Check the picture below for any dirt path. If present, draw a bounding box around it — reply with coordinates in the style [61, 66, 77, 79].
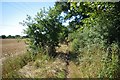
[63, 54, 81, 78]
[58, 44, 81, 78]
[56, 44, 81, 78]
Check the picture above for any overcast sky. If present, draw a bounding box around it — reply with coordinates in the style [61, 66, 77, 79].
[0, 1, 55, 36]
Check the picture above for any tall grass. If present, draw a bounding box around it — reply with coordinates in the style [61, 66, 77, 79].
[18, 52, 66, 78]
[70, 41, 120, 78]
[2, 51, 33, 78]
[99, 43, 120, 78]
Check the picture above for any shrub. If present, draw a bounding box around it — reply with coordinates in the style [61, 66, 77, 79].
[99, 43, 120, 78]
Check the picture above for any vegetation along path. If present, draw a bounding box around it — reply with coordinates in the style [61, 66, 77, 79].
[17, 44, 80, 78]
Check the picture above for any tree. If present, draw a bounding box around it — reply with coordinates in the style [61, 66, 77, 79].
[21, 7, 67, 57]
[56, 2, 120, 45]
[7, 35, 15, 38]
[1, 35, 6, 39]
[7, 35, 12, 38]
[15, 35, 21, 38]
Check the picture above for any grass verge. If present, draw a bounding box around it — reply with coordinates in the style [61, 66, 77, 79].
[2, 51, 33, 78]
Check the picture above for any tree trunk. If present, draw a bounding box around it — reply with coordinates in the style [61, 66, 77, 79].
[48, 45, 56, 57]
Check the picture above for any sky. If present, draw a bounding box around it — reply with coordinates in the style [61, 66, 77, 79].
[0, 1, 55, 36]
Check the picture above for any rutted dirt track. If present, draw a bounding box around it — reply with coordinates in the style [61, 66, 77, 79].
[18, 44, 80, 78]
[58, 45, 81, 78]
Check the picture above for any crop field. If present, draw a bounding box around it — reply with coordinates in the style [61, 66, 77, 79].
[0, 39, 26, 59]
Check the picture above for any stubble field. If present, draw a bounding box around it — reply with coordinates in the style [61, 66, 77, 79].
[0, 39, 26, 59]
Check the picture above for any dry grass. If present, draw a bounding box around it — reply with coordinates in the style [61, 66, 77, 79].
[56, 44, 69, 53]
[67, 61, 81, 78]
[2, 52, 32, 78]
[18, 56, 66, 78]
